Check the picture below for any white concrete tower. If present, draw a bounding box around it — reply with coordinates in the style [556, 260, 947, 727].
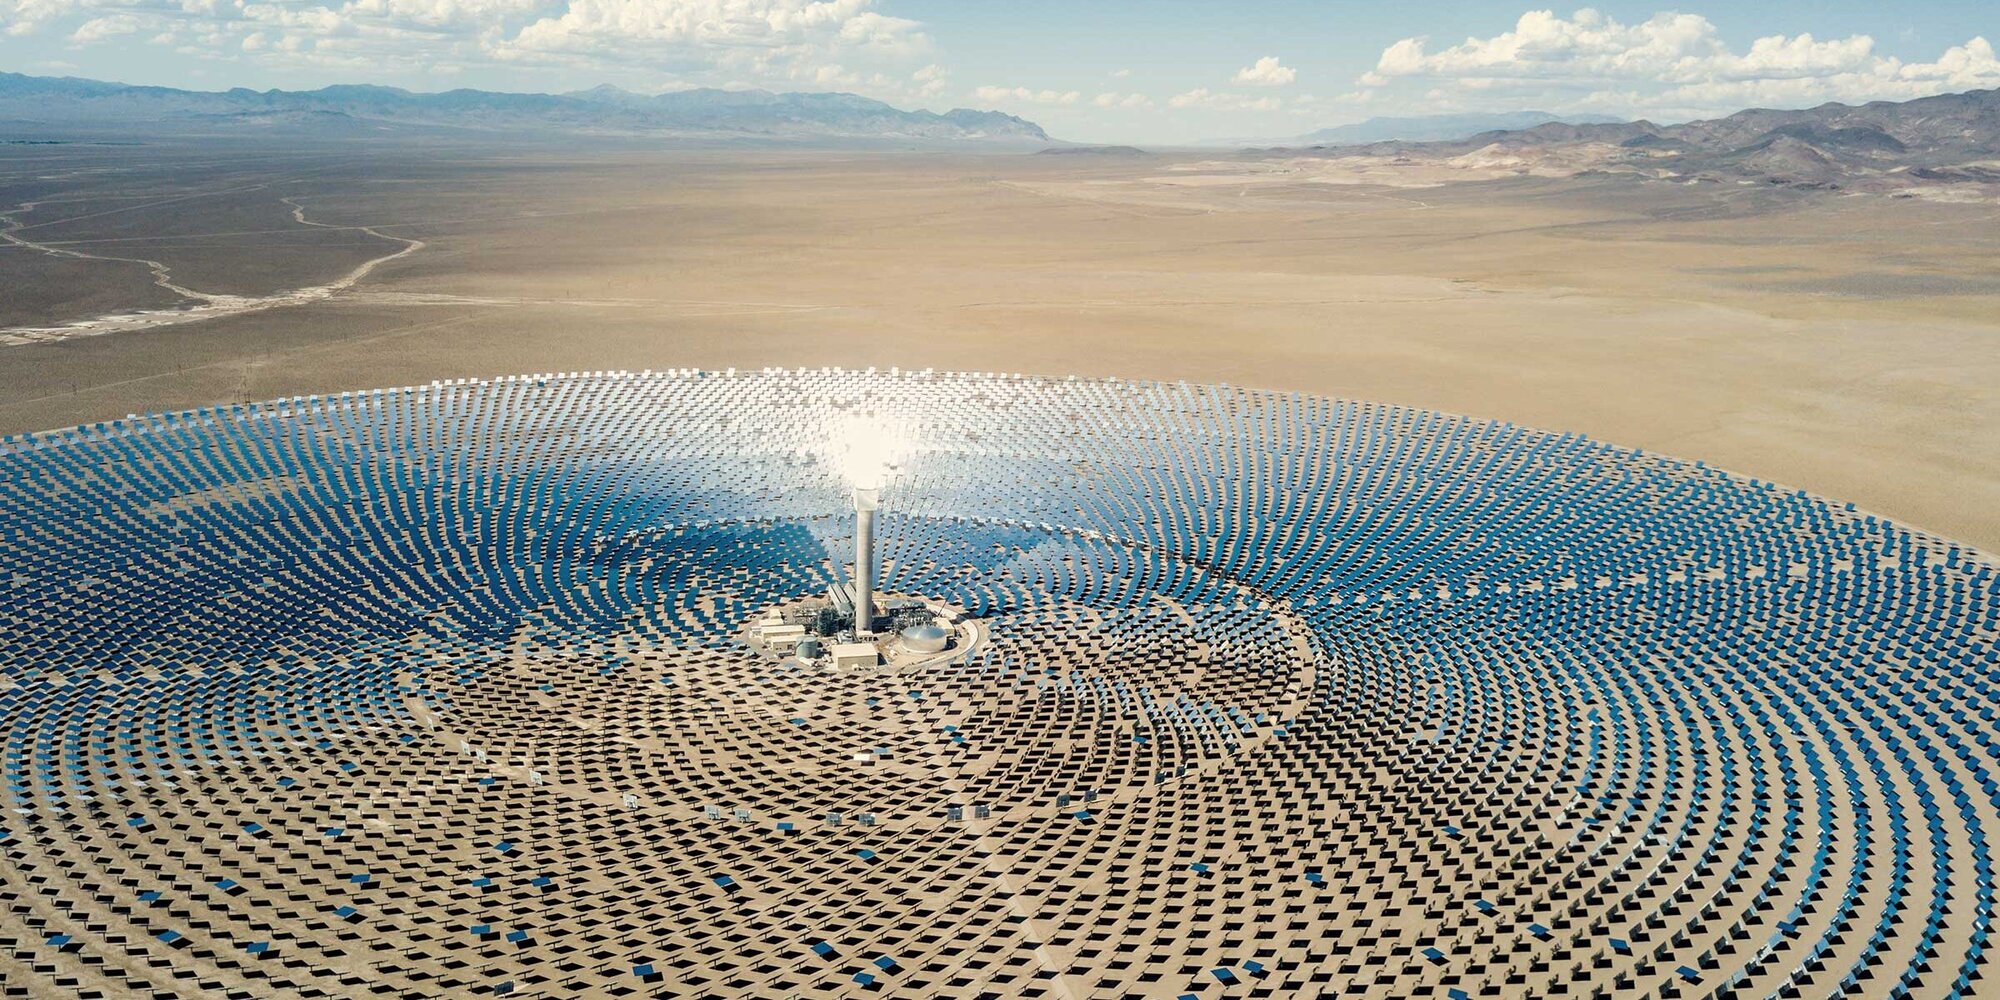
[852, 483, 879, 632]
[832, 410, 896, 634]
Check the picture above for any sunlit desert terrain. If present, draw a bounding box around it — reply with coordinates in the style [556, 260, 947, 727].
[3, 140, 1996, 550]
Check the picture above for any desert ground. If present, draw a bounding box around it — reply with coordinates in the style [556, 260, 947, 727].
[2, 138, 1996, 552]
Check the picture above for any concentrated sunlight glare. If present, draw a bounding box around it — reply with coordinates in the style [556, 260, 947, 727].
[826, 412, 907, 491]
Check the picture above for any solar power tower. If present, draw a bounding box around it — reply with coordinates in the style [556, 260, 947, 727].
[851, 481, 880, 633]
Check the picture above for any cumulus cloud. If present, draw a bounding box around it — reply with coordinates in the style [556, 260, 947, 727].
[4, 0, 75, 36]
[69, 11, 136, 42]
[1093, 90, 1152, 109]
[973, 85, 1080, 106]
[339, 0, 547, 32]
[2, 0, 941, 102]
[1359, 8, 2000, 118]
[502, 0, 927, 60]
[1233, 55, 1295, 87]
[1168, 87, 1280, 112]
[911, 61, 946, 97]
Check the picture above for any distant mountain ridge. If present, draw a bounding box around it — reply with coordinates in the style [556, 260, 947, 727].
[1284, 88, 2000, 191]
[1294, 111, 1624, 146]
[0, 73, 1050, 144]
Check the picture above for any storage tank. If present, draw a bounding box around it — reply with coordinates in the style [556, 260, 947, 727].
[900, 623, 949, 654]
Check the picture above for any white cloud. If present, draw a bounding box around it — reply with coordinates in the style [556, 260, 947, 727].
[69, 12, 137, 42]
[1898, 36, 2000, 88]
[1359, 9, 2000, 118]
[3, 0, 943, 103]
[836, 10, 924, 55]
[337, 0, 546, 31]
[1168, 87, 1280, 111]
[1368, 10, 1718, 81]
[1093, 90, 1152, 109]
[5, 0, 74, 36]
[973, 85, 1080, 106]
[504, 0, 927, 60]
[1233, 55, 1295, 87]
[1109, 67, 1130, 78]
[911, 61, 946, 97]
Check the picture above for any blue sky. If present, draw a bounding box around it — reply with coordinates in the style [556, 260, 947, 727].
[2, 1, 1995, 142]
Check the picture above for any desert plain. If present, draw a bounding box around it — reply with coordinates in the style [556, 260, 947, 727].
[2, 137, 1996, 551]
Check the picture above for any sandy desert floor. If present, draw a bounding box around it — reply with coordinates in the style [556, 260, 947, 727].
[2, 140, 1996, 551]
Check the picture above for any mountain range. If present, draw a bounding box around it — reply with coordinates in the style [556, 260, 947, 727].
[1279, 88, 2000, 191]
[1294, 111, 1625, 146]
[0, 73, 1051, 144]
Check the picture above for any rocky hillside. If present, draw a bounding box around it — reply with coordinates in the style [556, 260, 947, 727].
[1281, 88, 2000, 192]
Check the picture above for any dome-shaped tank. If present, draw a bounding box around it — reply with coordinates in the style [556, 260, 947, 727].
[900, 623, 949, 654]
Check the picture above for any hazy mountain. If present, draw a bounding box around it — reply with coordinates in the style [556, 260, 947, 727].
[0, 73, 1050, 144]
[1295, 111, 1624, 145]
[1034, 145, 1151, 157]
[1284, 88, 2000, 191]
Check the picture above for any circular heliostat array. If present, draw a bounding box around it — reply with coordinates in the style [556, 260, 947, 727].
[0, 369, 1994, 1000]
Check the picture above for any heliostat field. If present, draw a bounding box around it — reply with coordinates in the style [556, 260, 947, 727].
[0, 369, 1993, 999]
